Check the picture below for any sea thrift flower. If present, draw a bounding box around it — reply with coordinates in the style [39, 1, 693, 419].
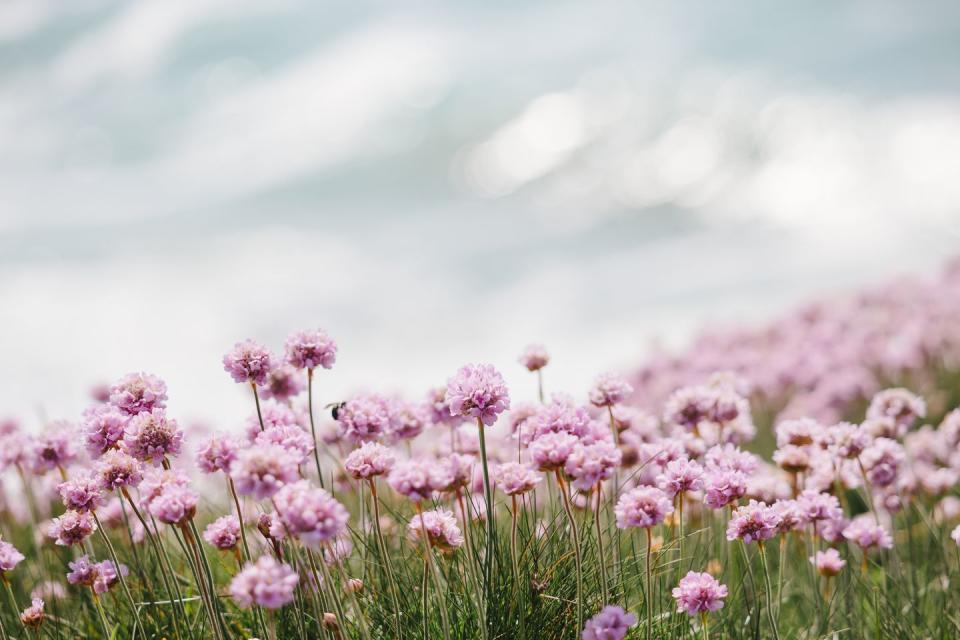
[109, 372, 168, 416]
[657, 459, 704, 498]
[20, 598, 44, 629]
[529, 396, 592, 441]
[425, 387, 465, 428]
[272, 481, 349, 548]
[83, 407, 129, 457]
[445, 364, 511, 426]
[223, 339, 276, 385]
[57, 474, 104, 513]
[771, 499, 804, 533]
[387, 459, 444, 502]
[842, 516, 893, 550]
[773, 445, 811, 473]
[434, 453, 476, 492]
[588, 373, 633, 407]
[726, 500, 780, 544]
[390, 400, 428, 441]
[148, 484, 198, 526]
[615, 486, 674, 529]
[203, 515, 241, 550]
[702, 469, 748, 510]
[48, 511, 97, 546]
[259, 365, 306, 402]
[336, 394, 394, 444]
[324, 536, 353, 565]
[703, 444, 760, 475]
[580, 605, 637, 640]
[519, 344, 550, 372]
[866, 388, 925, 435]
[231, 443, 301, 500]
[530, 432, 581, 471]
[256, 425, 315, 464]
[67, 556, 97, 586]
[494, 462, 542, 496]
[407, 508, 464, 553]
[663, 386, 716, 433]
[138, 469, 191, 510]
[195, 432, 240, 474]
[796, 490, 843, 523]
[775, 418, 819, 447]
[95, 450, 144, 490]
[284, 329, 337, 370]
[122, 409, 183, 465]
[92, 560, 128, 595]
[30, 427, 77, 473]
[811, 548, 846, 576]
[230, 556, 299, 609]
[0, 540, 24, 573]
[672, 571, 728, 616]
[344, 442, 395, 480]
[829, 422, 871, 459]
[565, 440, 622, 490]
[860, 438, 905, 488]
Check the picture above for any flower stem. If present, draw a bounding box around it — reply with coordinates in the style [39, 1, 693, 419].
[476, 417, 496, 631]
[92, 511, 146, 638]
[252, 381, 266, 432]
[758, 540, 781, 640]
[307, 368, 325, 488]
[556, 471, 583, 635]
[369, 480, 402, 638]
[91, 592, 112, 639]
[645, 528, 653, 640]
[593, 487, 609, 604]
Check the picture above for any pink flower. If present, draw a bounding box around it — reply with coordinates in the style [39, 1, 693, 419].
[828, 422, 871, 459]
[0, 540, 25, 572]
[615, 486, 674, 529]
[57, 475, 104, 513]
[860, 438, 905, 488]
[445, 364, 511, 426]
[230, 556, 299, 609]
[223, 340, 276, 385]
[258, 365, 306, 402]
[323, 536, 353, 565]
[30, 427, 77, 474]
[657, 459, 704, 498]
[407, 508, 464, 553]
[580, 605, 637, 640]
[284, 329, 337, 370]
[122, 409, 184, 465]
[433, 453, 476, 493]
[344, 442, 395, 480]
[336, 394, 394, 444]
[775, 418, 819, 447]
[672, 571, 728, 616]
[811, 548, 846, 576]
[109, 372, 168, 416]
[48, 511, 97, 546]
[726, 500, 780, 544]
[773, 445, 811, 473]
[255, 425, 315, 465]
[796, 490, 842, 524]
[389, 400, 429, 441]
[95, 450, 144, 490]
[424, 387, 465, 428]
[203, 515, 241, 550]
[67, 556, 98, 586]
[530, 432, 580, 471]
[842, 516, 893, 550]
[565, 440, 622, 491]
[231, 443, 301, 500]
[589, 373, 633, 407]
[529, 396, 592, 441]
[663, 386, 716, 433]
[387, 459, 446, 502]
[92, 560, 128, 595]
[494, 462, 542, 496]
[771, 499, 804, 533]
[19, 598, 44, 629]
[195, 433, 240, 474]
[83, 406, 129, 458]
[148, 483, 198, 526]
[866, 388, 925, 436]
[702, 469, 748, 510]
[518, 344, 550, 372]
[272, 481, 349, 549]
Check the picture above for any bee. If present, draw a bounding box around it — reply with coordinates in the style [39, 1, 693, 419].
[326, 401, 347, 420]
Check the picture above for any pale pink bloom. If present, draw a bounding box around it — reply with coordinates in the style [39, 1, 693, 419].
[258, 365, 306, 402]
[702, 469, 748, 510]
[57, 475, 104, 513]
[195, 433, 240, 474]
[336, 394, 394, 444]
[860, 437, 905, 488]
[407, 508, 464, 553]
[529, 432, 580, 471]
[231, 443, 301, 500]
[344, 442, 395, 480]
[565, 440, 622, 491]
[223, 340, 276, 386]
[387, 459, 447, 502]
[580, 605, 637, 640]
[83, 406, 129, 458]
[866, 388, 925, 436]
[203, 515, 242, 550]
[122, 409, 184, 465]
[109, 372, 168, 416]
[726, 500, 780, 544]
[842, 516, 893, 550]
[445, 364, 510, 426]
[272, 481, 349, 549]
[20, 598, 44, 629]
[284, 329, 337, 370]
[494, 462, 542, 496]
[0, 540, 25, 572]
[230, 556, 299, 609]
[656, 459, 704, 498]
[95, 450, 144, 490]
[672, 571, 728, 616]
[615, 486, 674, 529]
[588, 373, 633, 407]
[255, 425, 315, 465]
[796, 489, 842, 524]
[811, 548, 846, 577]
[518, 344, 550, 372]
[529, 395, 592, 441]
[48, 511, 97, 546]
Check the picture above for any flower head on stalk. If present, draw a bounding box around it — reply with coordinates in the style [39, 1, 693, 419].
[336, 393, 394, 444]
[530, 432, 580, 471]
[702, 469, 748, 510]
[230, 443, 301, 500]
[83, 406, 129, 458]
[425, 387, 465, 428]
[195, 432, 240, 474]
[726, 500, 780, 544]
[109, 372, 168, 416]
[203, 515, 241, 550]
[323, 536, 353, 565]
[445, 364, 510, 426]
[255, 425, 315, 465]
[92, 560, 128, 595]
[122, 409, 183, 465]
[615, 486, 674, 529]
[811, 549, 846, 576]
[66, 556, 97, 586]
[258, 365, 305, 402]
[30, 425, 78, 474]
[58, 474, 105, 513]
[796, 490, 843, 524]
[284, 329, 337, 370]
[842, 516, 893, 550]
[589, 373, 633, 408]
[344, 442, 395, 480]
[866, 388, 925, 437]
[147, 484, 198, 526]
[580, 605, 637, 640]
[48, 511, 97, 546]
[20, 598, 44, 629]
[387, 459, 446, 502]
[434, 453, 476, 493]
[389, 399, 429, 441]
[223, 339, 276, 385]
[519, 344, 550, 372]
[657, 458, 704, 498]
[860, 437, 905, 488]
[230, 556, 299, 609]
[565, 440, 622, 491]
[407, 508, 464, 554]
[828, 422, 871, 459]
[94, 450, 144, 490]
[494, 462, 542, 496]
[272, 480, 349, 549]
[672, 571, 728, 616]
[0, 540, 25, 572]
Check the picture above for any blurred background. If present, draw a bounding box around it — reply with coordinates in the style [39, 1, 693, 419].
[1, 0, 959, 428]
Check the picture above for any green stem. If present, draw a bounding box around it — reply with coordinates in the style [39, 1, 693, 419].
[92, 511, 145, 638]
[307, 368, 325, 488]
[369, 480, 402, 638]
[593, 487, 609, 604]
[476, 417, 496, 631]
[758, 541, 781, 640]
[91, 592, 113, 639]
[252, 381, 266, 432]
[557, 472, 583, 635]
[645, 528, 653, 640]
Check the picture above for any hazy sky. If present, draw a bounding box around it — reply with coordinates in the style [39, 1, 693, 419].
[1, 1, 959, 430]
